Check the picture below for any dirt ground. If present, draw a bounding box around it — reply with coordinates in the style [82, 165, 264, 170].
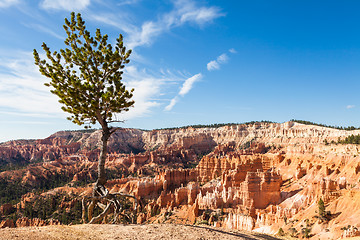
[0, 224, 282, 240]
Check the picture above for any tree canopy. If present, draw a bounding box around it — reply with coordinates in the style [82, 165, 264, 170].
[33, 12, 134, 130]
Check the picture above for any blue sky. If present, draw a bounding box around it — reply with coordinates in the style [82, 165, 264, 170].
[1, 0, 360, 142]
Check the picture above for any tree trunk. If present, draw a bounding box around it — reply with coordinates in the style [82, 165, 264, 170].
[83, 126, 138, 224]
[94, 126, 111, 196]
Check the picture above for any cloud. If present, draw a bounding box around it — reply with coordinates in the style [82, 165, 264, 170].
[119, 65, 184, 119]
[120, 66, 162, 119]
[0, 110, 58, 118]
[0, 120, 51, 125]
[117, 0, 140, 6]
[40, 0, 90, 11]
[0, 51, 65, 117]
[179, 6, 223, 25]
[207, 60, 219, 71]
[346, 105, 355, 109]
[229, 48, 237, 54]
[127, 21, 163, 49]
[22, 23, 64, 40]
[89, 13, 135, 34]
[0, 0, 19, 8]
[164, 96, 179, 111]
[165, 73, 202, 111]
[179, 73, 202, 96]
[217, 53, 228, 63]
[206, 51, 235, 71]
[127, 4, 223, 49]
[90, 0, 224, 49]
[207, 53, 229, 71]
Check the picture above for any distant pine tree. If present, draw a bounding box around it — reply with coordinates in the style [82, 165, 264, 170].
[318, 198, 325, 217]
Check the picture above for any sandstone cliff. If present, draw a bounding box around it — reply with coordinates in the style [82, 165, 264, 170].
[3, 121, 359, 167]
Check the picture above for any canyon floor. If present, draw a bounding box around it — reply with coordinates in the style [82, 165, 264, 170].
[0, 223, 281, 240]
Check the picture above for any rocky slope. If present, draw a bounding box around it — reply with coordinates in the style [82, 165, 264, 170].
[1, 121, 360, 239]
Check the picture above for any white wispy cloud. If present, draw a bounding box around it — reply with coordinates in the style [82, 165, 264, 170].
[217, 53, 228, 63]
[0, 0, 19, 8]
[176, 2, 223, 26]
[164, 96, 179, 111]
[90, 0, 224, 49]
[127, 21, 163, 49]
[130, 1, 223, 48]
[117, 0, 140, 6]
[206, 60, 219, 71]
[229, 48, 237, 54]
[0, 120, 51, 125]
[118, 65, 184, 120]
[165, 73, 202, 111]
[179, 73, 202, 96]
[120, 66, 163, 119]
[22, 23, 64, 40]
[206, 50, 236, 71]
[40, 0, 90, 11]
[346, 105, 355, 109]
[89, 13, 135, 34]
[0, 110, 59, 118]
[207, 53, 229, 71]
[0, 51, 65, 117]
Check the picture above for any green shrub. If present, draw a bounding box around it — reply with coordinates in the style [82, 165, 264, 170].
[277, 228, 285, 236]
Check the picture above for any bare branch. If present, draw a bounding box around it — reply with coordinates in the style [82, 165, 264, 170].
[88, 203, 112, 224]
[81, 197, 87, 223]
[109, 127, 122, 135]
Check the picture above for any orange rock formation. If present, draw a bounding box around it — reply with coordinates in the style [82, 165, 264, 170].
[1, 121, 360, 239]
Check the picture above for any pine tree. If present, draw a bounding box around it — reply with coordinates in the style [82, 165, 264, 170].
[318, 198, 325, 217]
[34, 12, 133, 189]
[33, 12, 136, 223]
